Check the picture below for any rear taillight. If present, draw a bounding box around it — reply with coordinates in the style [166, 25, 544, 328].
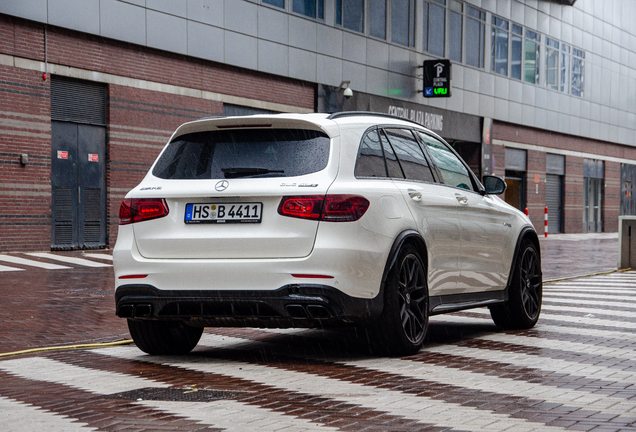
[119, 198, 169, 225]
[278, 195, 369, 222]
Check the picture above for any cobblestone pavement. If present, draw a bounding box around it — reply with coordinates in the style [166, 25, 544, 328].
[0, 236, 635, 431]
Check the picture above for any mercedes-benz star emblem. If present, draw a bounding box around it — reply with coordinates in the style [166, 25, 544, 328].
[215, 180, 229, 191]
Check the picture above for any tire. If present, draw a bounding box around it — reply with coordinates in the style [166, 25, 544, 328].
[490, 239, 542, 330]
[127, 319, 203, 355]
[371, 244, 429, 356]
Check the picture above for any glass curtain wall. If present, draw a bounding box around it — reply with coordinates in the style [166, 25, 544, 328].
[449, 0, 463, 62]
[465, 6, 486, 68]
[391, 0, 415, 47]
[524, 30, 540, 84]
[424, 0, 446, 57]
[336, 0, 364, 32]
[293, 0, 324, 19]
[369, 0, 386, 39]
[546, 38, 559, 90]
[510, 24, 522, 79]
[491, 16, 509, 76]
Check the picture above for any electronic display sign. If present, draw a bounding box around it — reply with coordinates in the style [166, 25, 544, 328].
[423, 59, 451, 98]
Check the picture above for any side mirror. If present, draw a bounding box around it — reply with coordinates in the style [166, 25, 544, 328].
[483, 175, 507, 195]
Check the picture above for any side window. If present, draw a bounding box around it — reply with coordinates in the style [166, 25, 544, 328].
[416, 132, 475, 191]
[379, 130, 405, 179]
[383, 129, 435, 183]
[355, 129, 387, 178]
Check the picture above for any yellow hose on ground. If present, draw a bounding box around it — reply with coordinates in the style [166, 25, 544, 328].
[0, 339, 134, 358]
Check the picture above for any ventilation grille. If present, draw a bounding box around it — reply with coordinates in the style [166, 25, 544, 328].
[53, 187, 74, 246]
[83, 188, 102, 243]
[51, 76, 107, 126]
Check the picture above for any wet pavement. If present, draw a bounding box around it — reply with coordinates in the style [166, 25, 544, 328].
[1, 234, 635, 431]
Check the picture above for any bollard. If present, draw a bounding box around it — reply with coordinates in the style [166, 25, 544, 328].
[544, 206, 548, 238]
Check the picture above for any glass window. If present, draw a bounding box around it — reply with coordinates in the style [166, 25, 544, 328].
[560, 43, 570, 93]
[426, 0, 445, 57]
[416, 132, 474, 191]
[384, 129, 434, 182]
[391, 0, 415, 47]
[355, 129, 387, 178]
[449, 1, 463, 62]
[465, 6, 485, 68]
[524, 30, 540, 84]
[153, 129, 330, 180]
[336, 0, 364, 33]
[491, 16, 509, 76]
[572, 47, 585, 97]
[510, 24, 522, 80]
[546, 38, 559, 90]
[263, 0, 285, 8]
[293, 0, 324, 19]
[369, 0, 386, 39]
[379, 131, 404, 178]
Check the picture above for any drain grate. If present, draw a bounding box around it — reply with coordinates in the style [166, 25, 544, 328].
[103, 387, 250, 402]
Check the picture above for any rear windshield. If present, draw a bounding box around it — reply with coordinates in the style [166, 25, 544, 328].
[152, 129, 330, 180]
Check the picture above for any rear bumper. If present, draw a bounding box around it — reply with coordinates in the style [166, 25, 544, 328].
[116, 284, 383, 327]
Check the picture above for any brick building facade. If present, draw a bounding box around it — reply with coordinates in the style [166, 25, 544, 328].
[0, 14, 313, 251]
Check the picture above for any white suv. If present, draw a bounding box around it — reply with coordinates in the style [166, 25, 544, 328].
[114, 112, 542, 356]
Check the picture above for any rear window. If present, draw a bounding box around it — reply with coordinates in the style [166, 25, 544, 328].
[152, 129, 330, 180]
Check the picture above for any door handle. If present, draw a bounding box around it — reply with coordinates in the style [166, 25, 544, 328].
[455, 194, 468, 204]
[408, 189, 422, 201]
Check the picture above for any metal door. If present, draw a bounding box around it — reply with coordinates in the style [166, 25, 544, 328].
[51, 121, 106, 249]
[546, 174, 563, 233]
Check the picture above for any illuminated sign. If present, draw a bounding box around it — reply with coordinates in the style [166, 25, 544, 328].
[423, 59, 451, 98]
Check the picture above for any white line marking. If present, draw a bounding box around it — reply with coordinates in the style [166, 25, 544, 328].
[0, 396, 96, 431]
[139, 400, 340, 432]
[431, 313, 636, 342]
[82, 254, 113, 261]
[544, 292, 636, 303]
[95, 343, 569, 432]
[421, 342, 636, 386]
[0, 357, 169, 395]
[468, 306, 636, 330]
[0, 254, 71, 270]
[0, 264, 24, 272]
[26, 253, 112, 268]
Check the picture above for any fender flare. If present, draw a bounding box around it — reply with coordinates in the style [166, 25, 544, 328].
[380, 229, 429, 291]
[503, 227, 542, 301]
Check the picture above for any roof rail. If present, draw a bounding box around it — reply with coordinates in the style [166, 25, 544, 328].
[326, 111, 425, 128]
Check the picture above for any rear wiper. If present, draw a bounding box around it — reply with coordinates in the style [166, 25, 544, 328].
[221, 167, 284, 178]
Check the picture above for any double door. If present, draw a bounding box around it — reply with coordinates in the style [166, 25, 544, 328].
[51, 121, 106, 249]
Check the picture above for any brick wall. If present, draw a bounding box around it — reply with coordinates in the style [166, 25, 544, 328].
[0, 65, 51, 252]
[494, 121, 636, 233]
[0, 14, 314, 251]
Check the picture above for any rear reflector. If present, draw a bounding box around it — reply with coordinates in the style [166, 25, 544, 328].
[278, 195, 369, 222]
[119, 198, 169, 225]
[118, 274, 148, 279]
[291, 274, 334, 279]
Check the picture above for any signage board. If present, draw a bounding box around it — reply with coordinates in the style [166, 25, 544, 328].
[423, 59, 451, 97]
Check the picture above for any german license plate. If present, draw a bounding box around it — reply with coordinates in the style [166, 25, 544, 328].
[185, 203, 262, 224]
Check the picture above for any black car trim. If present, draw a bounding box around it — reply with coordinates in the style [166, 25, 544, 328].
[116, 284, 384, 327]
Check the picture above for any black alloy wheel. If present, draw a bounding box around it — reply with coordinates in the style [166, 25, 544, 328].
[490, 239, 542, 330]
[370, 244, 429, 356]
[519, 245, 542, 320]
[397, 253, 429, 345]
